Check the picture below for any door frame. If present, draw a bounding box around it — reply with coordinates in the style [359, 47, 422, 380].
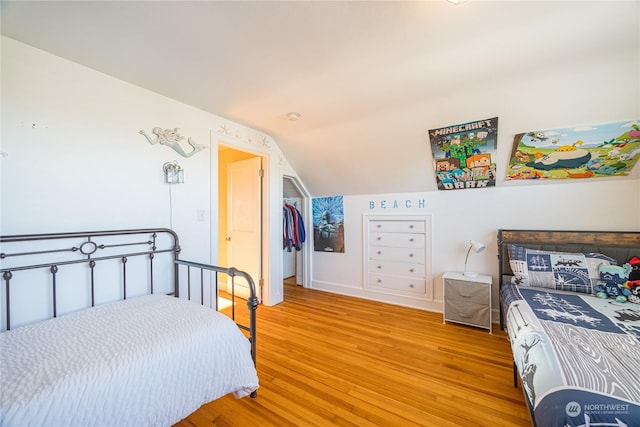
[213, 130, 311, 306]
[282, 174, 311, 289]
[214, 139, 281, 305]
[216, 145, 267, 302]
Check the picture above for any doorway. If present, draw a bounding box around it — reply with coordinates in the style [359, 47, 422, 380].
[282, 175, 310, 290]
[218, 146, 262, 301]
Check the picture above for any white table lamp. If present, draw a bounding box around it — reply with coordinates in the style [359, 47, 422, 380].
[463, 240, 486, 277]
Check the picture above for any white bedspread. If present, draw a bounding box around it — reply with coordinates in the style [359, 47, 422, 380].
[0, 294, 259, 427]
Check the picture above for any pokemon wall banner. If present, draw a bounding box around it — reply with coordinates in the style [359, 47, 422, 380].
[506, 120, 640, 180]
[429, 117, 498, 190]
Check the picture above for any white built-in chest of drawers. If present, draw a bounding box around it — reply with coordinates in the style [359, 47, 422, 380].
[364, 215, 431, 300]
[442, 272, 492, 333]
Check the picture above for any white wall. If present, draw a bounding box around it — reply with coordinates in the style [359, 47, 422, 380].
[2, 35, 639, 323]
[308, 0, 640, 314]
[312, 179, 640, 315]
[307, 10, 640, 311]
[1, 36, 212, 259]
[0, 37, 299, 311]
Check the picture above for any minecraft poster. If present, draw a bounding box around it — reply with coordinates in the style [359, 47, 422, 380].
[429, 117, 498, 190]
[312, 196, 345, 253]
[506, 120, 640, 180]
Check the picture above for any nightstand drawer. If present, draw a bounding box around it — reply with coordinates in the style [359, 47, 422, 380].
[369, 274, 426, 294]
[369, 260, 425, 277]
[445, 279, 490, 305]
[444, 300, 490, 328]
[442, 272, 492, 332]
[369, 232, 425, 248]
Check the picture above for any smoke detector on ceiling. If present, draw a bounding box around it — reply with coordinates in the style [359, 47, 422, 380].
[286, 112, 301, 121]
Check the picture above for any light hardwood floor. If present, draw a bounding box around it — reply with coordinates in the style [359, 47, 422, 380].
[175, 280, 530, 426]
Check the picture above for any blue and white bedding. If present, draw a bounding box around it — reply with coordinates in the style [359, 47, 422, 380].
[501, 283, 640, 427]
[0, 294, 259, 427]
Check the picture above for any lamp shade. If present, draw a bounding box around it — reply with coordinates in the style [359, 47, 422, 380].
[470, 240, 486, 254]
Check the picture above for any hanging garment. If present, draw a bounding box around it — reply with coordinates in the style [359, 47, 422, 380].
[283, 203, 306, 251]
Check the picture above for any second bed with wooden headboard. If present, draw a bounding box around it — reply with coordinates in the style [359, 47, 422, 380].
[497, 229, 640, 427]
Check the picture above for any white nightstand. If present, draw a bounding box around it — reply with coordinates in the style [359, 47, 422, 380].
[442, 272, 492, 333]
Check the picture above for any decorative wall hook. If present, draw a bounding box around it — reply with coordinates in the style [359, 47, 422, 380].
[139, 127, 207, 158]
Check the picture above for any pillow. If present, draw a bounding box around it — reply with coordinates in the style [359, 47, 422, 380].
[506, 244, 617, 294]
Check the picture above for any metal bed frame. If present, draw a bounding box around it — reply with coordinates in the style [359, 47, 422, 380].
[0, 228, 258, 396]
[496, 229, 640, 425]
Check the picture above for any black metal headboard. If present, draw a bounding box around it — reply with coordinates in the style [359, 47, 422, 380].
[0, 229, 181, 331]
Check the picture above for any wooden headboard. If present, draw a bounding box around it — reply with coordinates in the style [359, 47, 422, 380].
[497, 229, 640, 285]
[496, 229, 640, 330]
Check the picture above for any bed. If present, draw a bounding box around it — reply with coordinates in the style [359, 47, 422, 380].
[498, 229, 640, 427]
[0, 228, 259, 427]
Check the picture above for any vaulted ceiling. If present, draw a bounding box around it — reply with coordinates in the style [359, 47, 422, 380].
[2, 1, 638, 195]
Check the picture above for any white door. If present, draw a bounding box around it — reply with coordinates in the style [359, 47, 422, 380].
[227, 157, 261, 300]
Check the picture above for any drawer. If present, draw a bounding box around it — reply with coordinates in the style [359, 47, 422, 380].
[444, 300, 490, 328]
[445, 279, 490, 305]
[369, 232, 424, 249]
[369, 259, 425, 277]
[370, 220, 425, 234]
[368, 274, 426, 294]
[370, 247, 424, 263]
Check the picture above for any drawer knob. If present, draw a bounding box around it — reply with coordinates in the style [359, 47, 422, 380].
[377, 265, 382, 269]
[377, 224, 381, 228]
[409, 284, 414, 288]
[377, 237, 381, 240]
[409, 253, 414, 257]
[377, 251, 382, 255]
[377, 279, 382, 283]
[409, 238, 414, 242]
[409, 225, 414, 229]
[409, 268, 414, 273]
